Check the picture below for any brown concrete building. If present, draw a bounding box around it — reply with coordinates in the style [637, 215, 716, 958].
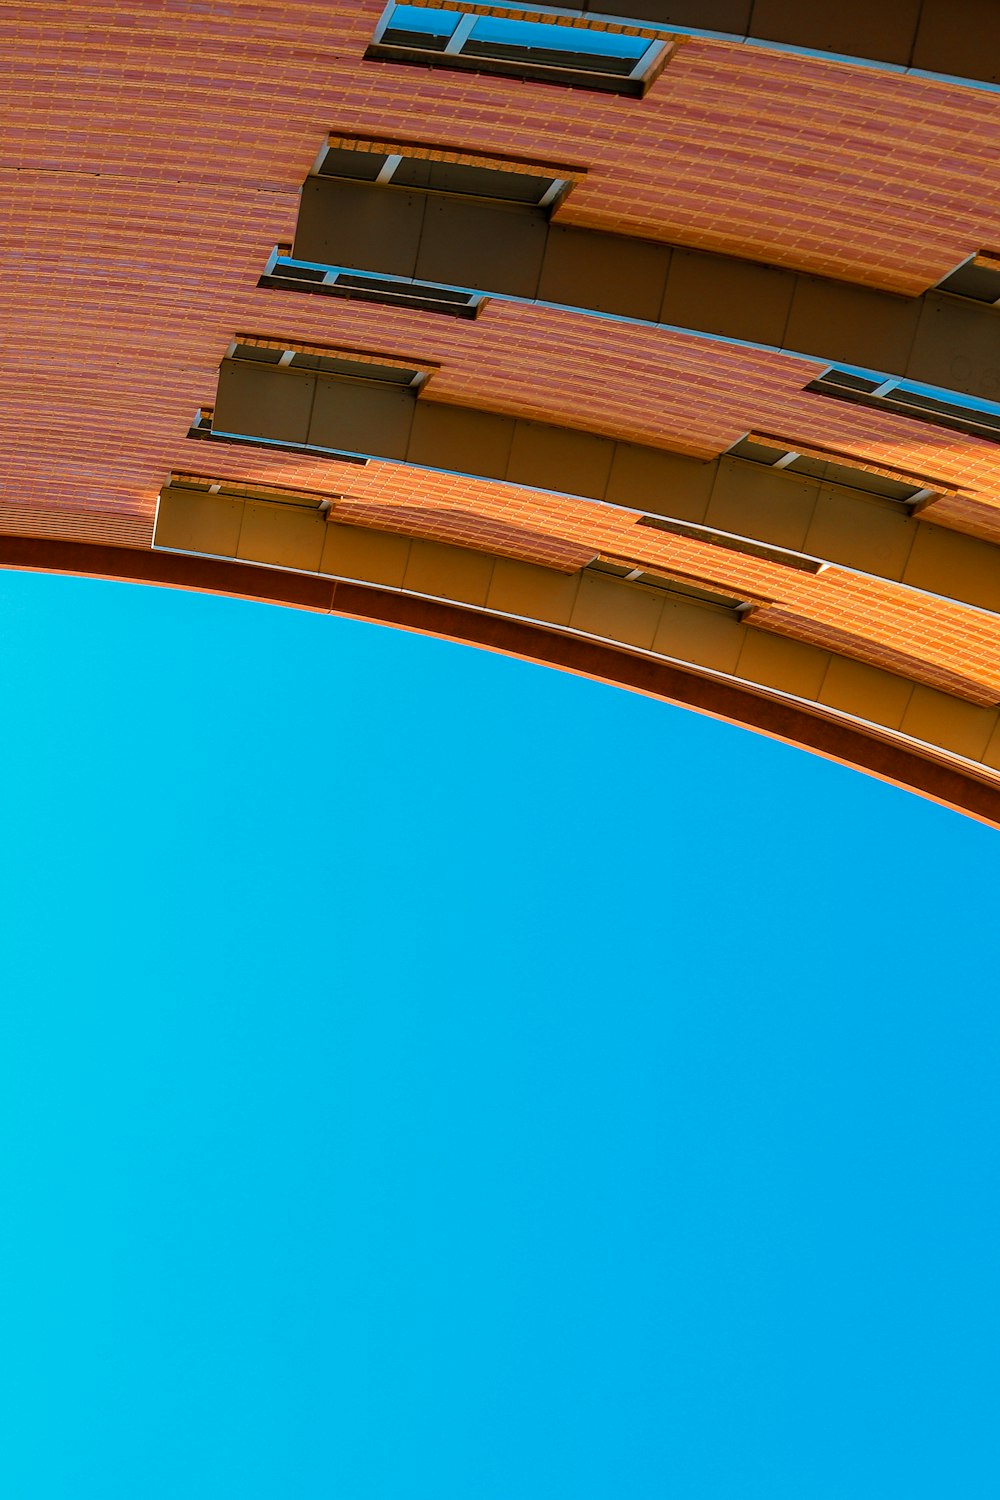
[3, 0, 1000, 823]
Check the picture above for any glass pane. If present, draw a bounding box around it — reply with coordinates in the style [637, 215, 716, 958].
[386, 5, 461, 40]
[468, 15, 648, 61]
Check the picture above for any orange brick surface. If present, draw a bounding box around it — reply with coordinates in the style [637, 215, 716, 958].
[1, 1, 999, 728]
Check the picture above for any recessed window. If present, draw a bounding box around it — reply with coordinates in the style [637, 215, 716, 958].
[636, 515, 824, 574]
[166, 474, 340, 511]
[587, 559, 745, 612]
[367, 3, 673, 97]
[808, 367, 1000, 443]
[316, 139, 568, 208]
[228, 339, 427, 387]
[186, 406, 368, 465]
[727, 434, 936, 506]
[258, 250, 485, 318]
[936, 252, 1000, 305]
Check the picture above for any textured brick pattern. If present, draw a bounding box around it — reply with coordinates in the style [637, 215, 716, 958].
[0, 0, 998, 733]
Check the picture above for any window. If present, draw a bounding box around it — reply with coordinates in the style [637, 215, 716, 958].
[635, 514, 824, 574]
[316, 139, 568, 208]
[367, 3, 673, 97]
[936, 251, 1000, 305]
[727, 434, 937, 507]
[185, 406, 369, 465]
[807, 367, 1000, 443]
[166, 473, 339, 512]
[587, 559, 746, 612]
[258, 249, 485, 318]
[227, 338, 429, 388]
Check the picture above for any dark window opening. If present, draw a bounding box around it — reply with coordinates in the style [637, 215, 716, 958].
[368, 4, 669, 97]
[318, 146, 390, 181]
[637, 515, 823, 574]
[727, 432, 935, 505]
[808, 369, 1000, 443]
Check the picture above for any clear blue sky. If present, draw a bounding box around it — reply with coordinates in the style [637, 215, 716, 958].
[0, 567, 996, 1499]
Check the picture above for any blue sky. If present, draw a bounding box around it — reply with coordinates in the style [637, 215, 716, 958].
[0, 568, 996, 1499]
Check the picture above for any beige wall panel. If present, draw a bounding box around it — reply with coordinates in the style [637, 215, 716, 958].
[408, 401, 515, 481]
[804, 490, 915, 576]
[661, 249, 794, 348]
[903, 523, 1000, 613]
[784, 279, 920, 373]
[214, 362, 315, 445]
[982, 722, 1000, 773]
[908, 297, 1000, 403]
[237, 503, 327, 572]
[570, 572, 664, 649]
[294, 178, 425, 279]
[817, 656, 916, 730]
[912, 0, 1000, 84]
[415, 197, 547, 299]
[736, 630, 831, 699]
[706, 461, 819, 549]
[321, 523, 411, 587]
[487, 558, 581, 624]
[605, 445, 715, 519]
[403, 538, 495, 606]
[309, 380, 414, 461]
[751, 0, 921, 63]
[652, 598, 747, 673]
[900, 687, 999, 761]
[508, 421, 615, 498]
[538, 226, 670, 321]
[155, 488, 244, 558]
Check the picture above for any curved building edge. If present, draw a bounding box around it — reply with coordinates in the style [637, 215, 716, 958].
[2, 533, 997, 830]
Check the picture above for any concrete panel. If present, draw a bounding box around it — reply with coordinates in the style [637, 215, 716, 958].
[909, 296, 1000, 404]
[605, 444, 715, 519]
[403, 538, 495, 606]
[408, 401, 515, 482]
[321, 522, 411, 587]
[751, 0, 921, 64]
[237, 502, 327, 572]
[804, 490, 915, 577]
[900, 687, 999, 761]
[784, 278, 921, 374]
[155, 487, 245, 558]
[538, 226, 670, 321]
[903, 523, 1000, 613]
[652, 598, 747, 672]
[661, 248, 795, 348]
[508, 421, 615, 499]
[706, 460, 819, 549]
[414, 197, 548, 299]
[736, 629, 831, 699]
[983, 722, 1000, 772]
[570, 572, 664, 649]
[487, 558, 581, 625]
[817, 656, 915, 729]
[293, 177, 425, 278]
[912, 0, 1000, 85]
[214, 361, 315, 445]
[308, 379, 414, 461]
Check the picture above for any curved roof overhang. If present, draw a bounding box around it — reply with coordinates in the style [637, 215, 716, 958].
[4, 533, 997, 829]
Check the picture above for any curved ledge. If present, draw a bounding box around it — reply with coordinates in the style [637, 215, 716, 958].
[1, 533, 997, 829]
